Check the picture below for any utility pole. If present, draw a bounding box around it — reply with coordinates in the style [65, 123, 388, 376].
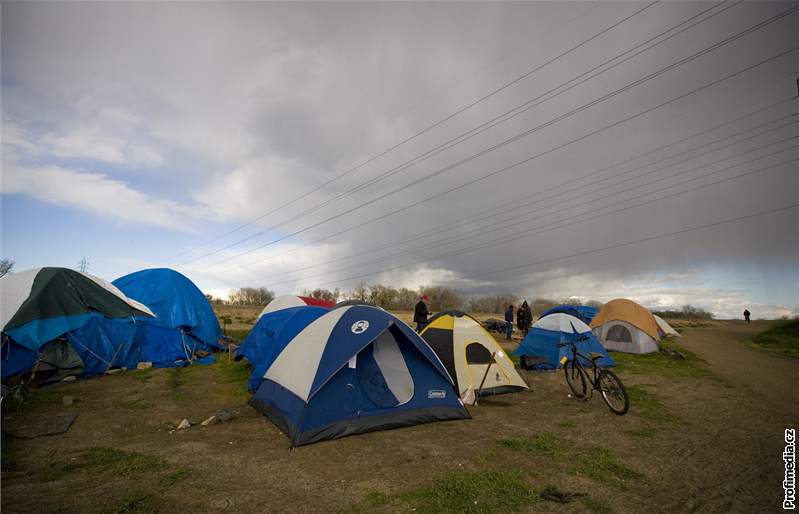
[77, 257, 89, 273]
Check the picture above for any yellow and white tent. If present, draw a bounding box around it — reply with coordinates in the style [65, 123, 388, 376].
[420, 310, 527, 403]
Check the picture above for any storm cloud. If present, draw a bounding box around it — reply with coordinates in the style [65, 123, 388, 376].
[2, 1, 797, 318]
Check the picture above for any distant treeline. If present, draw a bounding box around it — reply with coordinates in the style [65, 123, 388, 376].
[209, 284, 714, 319]
[209, 283, 604, 316]
[652, 305, 714, 319]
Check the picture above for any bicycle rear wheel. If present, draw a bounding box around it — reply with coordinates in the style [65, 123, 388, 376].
[598, 370, 629, 415]
[564, 359, 587, 399]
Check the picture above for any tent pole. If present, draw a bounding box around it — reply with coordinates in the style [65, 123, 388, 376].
[475, 352, 497, 405]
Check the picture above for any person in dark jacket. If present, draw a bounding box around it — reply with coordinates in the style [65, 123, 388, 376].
[520, 301, 533, 336]
[743, 309, 751, 323]
[505, 304, 514, 340]
[414, 295, 430, 332]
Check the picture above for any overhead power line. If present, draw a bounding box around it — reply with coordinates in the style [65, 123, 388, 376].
[164, 1, 659, 263]
[196, 43, 799, 276]
[466, 203, 799, 282]
[277, 192, 799, 289]
[207, 1, 739, 256]
[181, 0, 738, 266]
[194, 6, 799, 269]
[234, 114, 797, 280]
[209, 96, 796, 277]
[262, 148, 798, 288]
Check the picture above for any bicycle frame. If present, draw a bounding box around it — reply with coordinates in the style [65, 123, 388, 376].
[560, 339, 601, 390]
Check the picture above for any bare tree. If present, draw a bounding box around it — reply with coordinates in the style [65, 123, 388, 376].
[0, 258, 14, 278]
[303, 288, 339, 303]
[228, 287, 275, 306]
[419, 285, 464, 311]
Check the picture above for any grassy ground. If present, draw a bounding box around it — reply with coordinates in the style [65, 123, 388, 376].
[610, 338, 722, 382]
[2, 314, 794, 513]
[748, 318, 799, 358]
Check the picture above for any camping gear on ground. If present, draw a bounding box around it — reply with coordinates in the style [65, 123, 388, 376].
[590, 299, 661, 354]
[113, 268, 223, 350]
[249, 304, 469, 447]
[560, 336, 629, 415]
[419, 310, 527, 403]
[482, 318, 508, 334]
[515, 313, 614, 370]
[1, 267, 197, 381]
[257, 295, 335, 319]
[539, 305, 598, 325]
[653, 315, 681, 337]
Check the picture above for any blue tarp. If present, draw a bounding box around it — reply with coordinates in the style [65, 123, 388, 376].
[113, 268, 223, 349]
[515, 326, 615, 370]
[236, 306, 329, 391]
[2, 312, 200, 379]
[540, 305, 598, 324]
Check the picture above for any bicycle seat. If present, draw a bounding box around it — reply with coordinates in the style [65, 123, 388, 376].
[590, 353, 605, 360]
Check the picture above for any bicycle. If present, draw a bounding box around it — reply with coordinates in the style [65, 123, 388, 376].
[559, 338, 629, 415]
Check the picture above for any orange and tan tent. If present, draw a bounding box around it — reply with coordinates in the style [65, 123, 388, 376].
[590, 299, 661, 354]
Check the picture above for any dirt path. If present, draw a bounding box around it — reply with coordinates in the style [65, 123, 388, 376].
[677, 320, 799, 419]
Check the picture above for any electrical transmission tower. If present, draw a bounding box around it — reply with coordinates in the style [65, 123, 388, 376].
[77, 257, 90, 273]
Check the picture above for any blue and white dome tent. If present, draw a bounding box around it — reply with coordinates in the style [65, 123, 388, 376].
[236, 304, 331, 391]
[113, 268, 223, 351]
[538, 305, 598, 325]
[515, 312, 615, 371]
[250, 304, 470, 447]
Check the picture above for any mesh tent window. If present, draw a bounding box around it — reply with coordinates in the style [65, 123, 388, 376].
[607, 324, 632, 343]
[465, 343, 493, 364]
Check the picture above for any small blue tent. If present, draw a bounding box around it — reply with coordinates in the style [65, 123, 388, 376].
[515, 313, 614, 371]
[539, 305, 598, 325]
[113, 268, 222, 350]
[250, 304, 469, 446]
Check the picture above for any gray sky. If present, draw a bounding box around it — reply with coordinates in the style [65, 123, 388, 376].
[2, 1, 798, 318]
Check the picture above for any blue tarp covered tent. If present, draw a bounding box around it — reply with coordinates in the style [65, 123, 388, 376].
[2, 313, 204, 380]
[250, 304, 470, 446]
[1, 267, 205, 381]
[113, 268, 223, 350]
[539, 305, 598, 325]
[515, 313, 614, 371]
[236, 305, 329, 391]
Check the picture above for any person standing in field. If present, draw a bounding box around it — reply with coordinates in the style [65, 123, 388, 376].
[743, 309, 751, 323]
[521, 301, 533, 336]
[414, 294, 430, 332]
[505, 304, 514, 340]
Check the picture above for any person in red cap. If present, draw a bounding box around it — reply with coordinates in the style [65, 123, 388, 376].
[414, 294, 430, 332]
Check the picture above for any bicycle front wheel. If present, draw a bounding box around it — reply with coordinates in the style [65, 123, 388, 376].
[598, 370, 629, 415]
[563, 359, 587, 399]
